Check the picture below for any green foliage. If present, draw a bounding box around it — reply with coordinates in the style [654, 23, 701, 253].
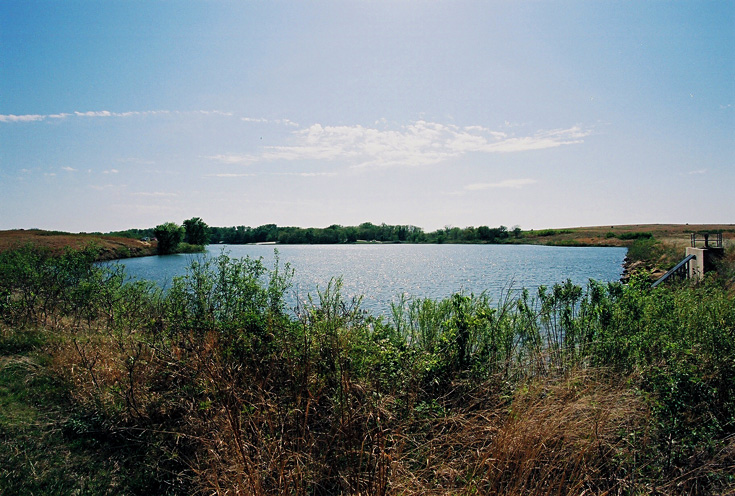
[153, 222, 184, 255]
[175, 242, 206, 254]
[0, 244, 102, 326]
[1, 243, 734, 494]
[529, 229, 573, 237]
[208, 222, 518, 245]
[182, 217, 210, 246]
[605, 231, 654, 240]
[104, 227, 156, 239]
[626, 238, 662, 263]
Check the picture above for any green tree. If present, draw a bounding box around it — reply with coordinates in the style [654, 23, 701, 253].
[477, 225, 491, 241]
[183, 217, 210, 246]
[154, 222, 184, 255]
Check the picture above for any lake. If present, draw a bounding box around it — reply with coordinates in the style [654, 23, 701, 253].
[111, 244, 627, 315]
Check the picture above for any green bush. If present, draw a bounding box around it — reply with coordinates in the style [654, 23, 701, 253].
[1, 244, 734, 494]
[606, 231, 654, 240]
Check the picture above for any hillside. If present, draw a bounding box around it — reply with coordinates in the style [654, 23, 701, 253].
[521, 223, 735, 247]
[0, 230, 156, 261]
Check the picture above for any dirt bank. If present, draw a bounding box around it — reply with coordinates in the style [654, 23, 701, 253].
[0, 230, 157, 261]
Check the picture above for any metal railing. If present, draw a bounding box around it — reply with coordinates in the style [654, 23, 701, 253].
[690, 232, 723, 248]
[651, 254, 696, 288]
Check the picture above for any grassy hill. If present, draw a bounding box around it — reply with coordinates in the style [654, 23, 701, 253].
[521, 223, 735, 247]
[0, 229, 156, 260]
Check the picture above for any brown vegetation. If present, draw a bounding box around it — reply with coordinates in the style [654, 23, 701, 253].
[523, 223, 735, 248]
[2, 246, 735, 494]
[0, 229, 156, 260]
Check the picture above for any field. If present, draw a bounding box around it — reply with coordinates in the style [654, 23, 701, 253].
[522, 223, 735, 247]
[0, 229, 156, 260]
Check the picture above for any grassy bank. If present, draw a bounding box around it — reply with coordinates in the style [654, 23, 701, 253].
[0, 229, 157, 261]
[1, 245, 734, 494]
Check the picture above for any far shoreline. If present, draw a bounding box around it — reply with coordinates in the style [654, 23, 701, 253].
[1, 224, 731, 268]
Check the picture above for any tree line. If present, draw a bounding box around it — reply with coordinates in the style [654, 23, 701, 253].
[109, 220, 523, 249]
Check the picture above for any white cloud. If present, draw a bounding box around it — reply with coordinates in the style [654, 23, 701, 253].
[688, 169, 707, 175]
[0, 109, 232, 123]
[61, 166, 77, 172]
[75, 110, 112, 117]
[206, 154, 257, 164]
[234, 121, 591, 169]
[241, 116, 299, 127]
[102, 169, 119, 174]
[0, 114, 44, 122]
[464, 178, 537, 190]
[197, 110, 233, 117]
[241, 117, 269, 124]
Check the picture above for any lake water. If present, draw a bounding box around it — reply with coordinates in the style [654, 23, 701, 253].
[111, 244, 627, 315]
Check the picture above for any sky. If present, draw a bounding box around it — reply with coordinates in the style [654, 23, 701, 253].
[1, 1, 733, 233]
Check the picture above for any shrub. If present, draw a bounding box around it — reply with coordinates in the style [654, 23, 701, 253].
[2, 245, 734, 494]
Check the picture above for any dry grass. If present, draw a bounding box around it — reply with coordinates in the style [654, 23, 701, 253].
[526, 224, 735, 248]
[6, 243, 734, 495]
[0, 229, 155, 260]
[42, 314, 733, 495]
[384, 370, 650, 495]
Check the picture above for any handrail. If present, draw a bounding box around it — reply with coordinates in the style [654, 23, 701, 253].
[690, 232, 723, 248]
[651, 254, 696, 288]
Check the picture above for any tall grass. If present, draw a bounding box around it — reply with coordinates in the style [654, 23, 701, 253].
[1, 245, 733, 494]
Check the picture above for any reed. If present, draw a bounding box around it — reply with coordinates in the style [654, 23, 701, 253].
[1, 245, 734, 494]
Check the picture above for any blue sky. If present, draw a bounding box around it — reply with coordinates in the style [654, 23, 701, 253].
[1, 1, 733, 232]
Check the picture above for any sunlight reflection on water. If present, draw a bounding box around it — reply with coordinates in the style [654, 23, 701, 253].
[112, 244, 627, 316]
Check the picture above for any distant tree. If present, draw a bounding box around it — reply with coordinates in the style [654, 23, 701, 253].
[358, 222, 378, 241]
[253, 224, 278, 243]
[154, 222, 184, 254]
[477, 225, 491, 241]
[183, 217, 210, 246]
[343, 227, 358, 243]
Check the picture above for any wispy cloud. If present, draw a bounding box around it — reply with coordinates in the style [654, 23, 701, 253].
[102, 169, 119, 174]
[242, 117, 299, 127]
[272, 172, 338, 177]
[688, 169, 707, 175]
[131, 191, 178, 197]
[205, 154, 255, 164]
[0, 109, 233, 123]
[0, 114, 45, 122]
[204, 173, 256, 177]
[464, 178, 537, 190]
[61, 166, 77, 172]
[218, 120, 591, 169]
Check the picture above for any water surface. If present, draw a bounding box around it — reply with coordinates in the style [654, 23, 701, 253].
[113, 244, 627, 315]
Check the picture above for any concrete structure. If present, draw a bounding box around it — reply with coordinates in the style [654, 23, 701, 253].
[686, 233, 725, 282]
